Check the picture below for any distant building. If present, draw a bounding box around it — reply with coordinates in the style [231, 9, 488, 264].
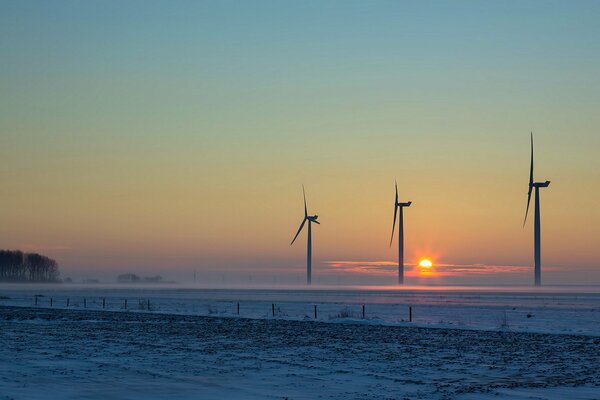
[117, 273, 141, 283]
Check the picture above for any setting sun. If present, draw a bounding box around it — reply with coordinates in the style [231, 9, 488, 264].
[419, 259, 433, 268]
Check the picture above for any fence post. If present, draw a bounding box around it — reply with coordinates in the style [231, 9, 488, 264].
[50, 298, 53, 307]
[314, 305, 317, 319]
[237, 302, 240, 315]
[67, 298, 70, 307]
[409, 306, 412, 322]
[147, 299, 150, 310]
[362, 305, 365, 319]
[124, 299, 128, 309]
[84, 298, 86, 308]
[34, 295, 38, 306]
[103, 298, 106, 309]
[272, 303, 275, 317]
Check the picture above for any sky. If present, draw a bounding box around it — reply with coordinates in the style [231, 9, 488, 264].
[1, 1, 599, 285]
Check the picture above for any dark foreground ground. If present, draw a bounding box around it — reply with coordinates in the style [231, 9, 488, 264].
[0, 306, 599, 399]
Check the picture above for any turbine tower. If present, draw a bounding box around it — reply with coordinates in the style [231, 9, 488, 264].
[523, 132, 550, 286]
[290, 185, 320, 285]
[390, 181, 412, 285]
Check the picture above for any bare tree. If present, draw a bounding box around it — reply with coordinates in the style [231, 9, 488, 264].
[0, 250, 60, 282]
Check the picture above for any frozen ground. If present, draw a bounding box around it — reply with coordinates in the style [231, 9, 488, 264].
[1, 305, 599, 400]
[1, 285, 600, 335]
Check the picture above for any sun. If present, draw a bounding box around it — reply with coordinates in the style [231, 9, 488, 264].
[418, 259, 433, 269]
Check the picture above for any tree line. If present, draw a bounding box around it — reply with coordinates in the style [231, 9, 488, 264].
[0, 250, 60, 282]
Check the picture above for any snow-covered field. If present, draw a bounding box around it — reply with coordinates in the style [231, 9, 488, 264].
[1, 286, 600, 399]
[1, 285, 600, 335]
[1, 305, 599, 399]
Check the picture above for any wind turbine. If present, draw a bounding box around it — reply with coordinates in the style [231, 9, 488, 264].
[523, 132, 550, 286]
[390, 181, 412, 285]
[290, 185, 320, 285]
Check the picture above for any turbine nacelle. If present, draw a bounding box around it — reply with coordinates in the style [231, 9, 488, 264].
[532, 181, 551, 188]
[396, 201, 412, 207]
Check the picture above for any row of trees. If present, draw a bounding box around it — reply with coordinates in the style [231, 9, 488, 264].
[0, 250, 60, 282]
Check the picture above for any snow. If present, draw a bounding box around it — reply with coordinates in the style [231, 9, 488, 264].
[1, 285, 600, 335]
[1, 286, 599, 399]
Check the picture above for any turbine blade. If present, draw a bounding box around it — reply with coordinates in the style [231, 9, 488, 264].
[529, 132, 534, 187]
[313, 220, 320, 225]
[524, 133, 534, 227]
[290, 218, 306, 245]
[524, 190, 532, 227]
[390, 204, 398, 247]
[302, 185, 308, 218]
[395, 180, 399, 205]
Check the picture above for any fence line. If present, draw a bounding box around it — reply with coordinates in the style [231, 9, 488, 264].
[19, 296, 420, 324]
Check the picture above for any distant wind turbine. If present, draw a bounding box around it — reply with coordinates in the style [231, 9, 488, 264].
[390, 181, 412, 285]
[290, 185, 320, 285]
[523, 132, 551, 286]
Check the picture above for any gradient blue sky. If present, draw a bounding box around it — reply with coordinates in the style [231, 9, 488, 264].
[1, 1, 599, 284]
